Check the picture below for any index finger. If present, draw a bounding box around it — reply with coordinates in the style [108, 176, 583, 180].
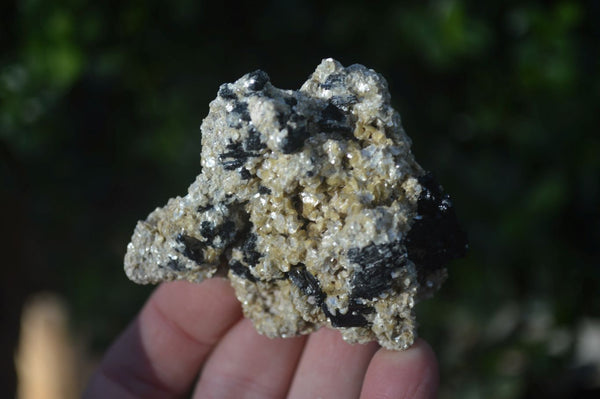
[360, 339, 439, 399]
[84, 279, 243, 398]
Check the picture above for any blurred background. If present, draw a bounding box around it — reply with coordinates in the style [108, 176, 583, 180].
[2, 0, 599, 397]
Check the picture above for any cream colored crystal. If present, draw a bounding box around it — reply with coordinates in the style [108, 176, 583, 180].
[124, 59, 467, 350]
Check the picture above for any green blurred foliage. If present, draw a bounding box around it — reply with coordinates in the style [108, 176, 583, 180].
[2, 0, 599, 397]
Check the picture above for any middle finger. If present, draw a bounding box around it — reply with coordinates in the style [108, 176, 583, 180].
[287, 328, 378, 399]
[193, 318, 307, 399]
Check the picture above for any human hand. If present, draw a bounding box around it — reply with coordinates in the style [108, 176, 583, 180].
[84, 279, 439, 398]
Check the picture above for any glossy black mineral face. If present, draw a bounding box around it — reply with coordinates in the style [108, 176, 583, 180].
[124, 58, 467, 350]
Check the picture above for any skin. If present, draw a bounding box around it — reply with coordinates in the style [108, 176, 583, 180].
[84, 279, 439, 399]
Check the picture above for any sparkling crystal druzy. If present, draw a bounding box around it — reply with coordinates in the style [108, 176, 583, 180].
[124, 59, 467, 350]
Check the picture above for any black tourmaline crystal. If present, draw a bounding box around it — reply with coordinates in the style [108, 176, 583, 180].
[405, 173, 468, 278]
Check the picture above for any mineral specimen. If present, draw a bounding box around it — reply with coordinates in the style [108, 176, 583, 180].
[124, 58, 467, 350]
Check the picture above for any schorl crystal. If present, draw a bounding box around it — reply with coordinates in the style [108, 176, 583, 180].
[124, 59, 467, 350]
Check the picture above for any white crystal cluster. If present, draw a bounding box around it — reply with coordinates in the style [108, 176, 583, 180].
[124, 59, 466, 350]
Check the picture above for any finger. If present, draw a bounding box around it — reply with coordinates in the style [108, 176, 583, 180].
[287, 328, 379, 399]
[193, 318, 307, 399]
[84, 279, 243, 399]
[359, 338, 439, 399]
